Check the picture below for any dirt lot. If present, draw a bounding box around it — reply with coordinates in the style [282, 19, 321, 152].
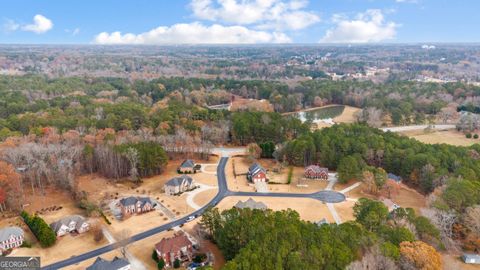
[226, 157, 328, 193]
[336, 181, 427, 214]
[334, 105, 361, 123]
[194, 189, 218, 207]
[230, 98, 274, 112]
[217, 196, 335, 223]
[400, 129, 478, 146]
[442, 254, 480, 270]
[335, 200, 356, 222]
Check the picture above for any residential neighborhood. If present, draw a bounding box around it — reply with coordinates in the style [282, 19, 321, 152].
[1, 2, 480, 268]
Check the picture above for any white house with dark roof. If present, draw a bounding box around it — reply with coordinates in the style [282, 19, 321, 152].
[164, 175, 196, 195]
[50, 215, 90, 237]
[86, 256, 131, 270]
[118, 196, 155, 216]
[0, 226, 24, 255]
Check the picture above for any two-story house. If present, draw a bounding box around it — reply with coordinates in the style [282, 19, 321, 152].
[164, 175, 195, 195]
[50, 215, 90, 237]
[247, 163, 267, 183]
[0, 226, 24, 255]
[155, 233, 193, 268]
[118, 196, 155, 217]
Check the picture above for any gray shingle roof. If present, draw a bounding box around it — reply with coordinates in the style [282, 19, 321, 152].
[248, 163, 266, 177]
[305, 165, 328, 174]
[0, 227, 23, 242]
[86, 256, 130, 270]
[50, 215, 87, 232]
[180, 159, 195, 168]
[119, 196, 153, 207]
[165, 175, 193, 187]
[463, 253, 480, 263]
[234, 198, 267, 210]
[388, 173, 402, 182]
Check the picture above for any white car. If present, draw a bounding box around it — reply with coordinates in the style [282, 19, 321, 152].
[186, 216, 195, 222]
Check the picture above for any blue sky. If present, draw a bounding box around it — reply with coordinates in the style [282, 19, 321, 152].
[0, 0, 478, 44]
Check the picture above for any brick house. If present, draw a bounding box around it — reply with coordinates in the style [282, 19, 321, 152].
[0, 227, 24, 255]
[118, 197, 155, 217]
[247, 163, 267, 183]
[304, 165, 329, 180]
[155, 234, 193, 268]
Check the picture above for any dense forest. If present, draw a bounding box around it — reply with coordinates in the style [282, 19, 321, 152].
[1, 75, 480, 137]
[200, 199, 443, 270]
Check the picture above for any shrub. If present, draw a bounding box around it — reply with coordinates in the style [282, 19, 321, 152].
[21, 211, 56, 247]
[157, 258, 165, 270]
[193, 253, 207, 263]
[20, 240, 32, 248]
[173, 258, 181, 268]
[474, 134, 479, 139]
[466, 133, 472, 138]
[287, 167, 293, 184]
[152, 249, 159, 262]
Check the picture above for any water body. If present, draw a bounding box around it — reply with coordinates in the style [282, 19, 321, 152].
[293, 105, 345, 123]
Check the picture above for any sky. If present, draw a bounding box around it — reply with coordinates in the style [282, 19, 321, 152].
[0, 0, 478, 44]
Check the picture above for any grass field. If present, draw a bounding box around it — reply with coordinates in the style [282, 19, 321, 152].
[400, 129, 479, 147]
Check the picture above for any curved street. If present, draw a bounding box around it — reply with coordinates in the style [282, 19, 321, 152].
[43, 156, 345, 269]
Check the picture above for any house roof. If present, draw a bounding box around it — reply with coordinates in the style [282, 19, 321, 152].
[315, 218, 328, 226]
[305, 165, 328, 174]
[234, 198, 267, 210]
[155, 234, 193, 255]
[248, 163, 266, 177]
[119, 196, 153, 207]
[463, 253, 480, 261]
[165, 175, 193, 187]
[180, 159, 195, 168]
[49, 215, 87, 233]
[0, 226, 23, 242]
[86, 256, 130, 270]
[387, 173, 402, 182]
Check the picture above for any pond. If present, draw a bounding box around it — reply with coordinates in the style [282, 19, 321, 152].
[292, 105, 345, 123]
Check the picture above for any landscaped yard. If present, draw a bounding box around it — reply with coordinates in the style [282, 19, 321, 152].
[226, 156, 329, 193]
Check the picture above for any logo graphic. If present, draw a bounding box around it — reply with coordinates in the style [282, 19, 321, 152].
[0, 256, 40, 270]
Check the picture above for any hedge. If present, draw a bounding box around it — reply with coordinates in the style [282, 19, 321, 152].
[21, 211, 56, 247]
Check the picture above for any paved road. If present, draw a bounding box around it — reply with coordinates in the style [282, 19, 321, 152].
[381, 124, 455, 132]
[42, 156, 344, 269]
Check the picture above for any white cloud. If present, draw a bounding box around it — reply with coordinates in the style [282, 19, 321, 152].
[2, 19, 20, 33]
[190, 0, 320, 30]
[321, 9, 398, 43]
[21, 14, 53, 34]
[94, 22, 291, 44]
